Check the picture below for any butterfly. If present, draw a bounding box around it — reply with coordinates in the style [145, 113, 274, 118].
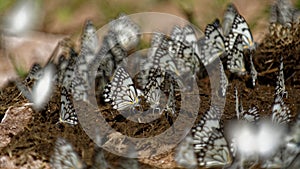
[91, 15, 140, 94]
[222, 3, 239, 37]
[249, 53, 258, 87]
[225, 4, 256, 51]
[138, 34, 181, 89]
[275, 56, 287, 98]
[169, 25, 201, 74]
[71, 21, 99, 98]
[271, 95, 291, 125]
[103, 67, 142, 111]
[23, 63, 43, 85]
[50, 138, 86, 169]
[234, 87, 260, 123]
[200, 19, 226, 66]
[272, 57, 291, 125]
[192, 106, 232, 167]
[143, 68, 164, 113]
[226, 34, 247, 74]
[108, 14, 140, 52]
[59, 86, 78, 125]
[16, 63, 44, 102]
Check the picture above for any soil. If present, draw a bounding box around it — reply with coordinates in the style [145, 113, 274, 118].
[1, 2, 300, 168]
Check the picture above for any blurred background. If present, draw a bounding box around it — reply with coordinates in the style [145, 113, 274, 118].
[0, 0, 299, 87]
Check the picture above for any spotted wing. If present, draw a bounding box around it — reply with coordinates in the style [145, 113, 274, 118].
[200, 19, 226, 66]
[226, 34, 246, 74]
[50, 138, 85, 169]
[242, 106, 260, 123]
[170, 25, 200, 73]
[227, 12, 255, 51]
[60, 87, 78, 125]
[272, 95, 291, 125]
[103, 67, 140, 111]
[193, 113, 232, 168]
[275, 56, 287, 97]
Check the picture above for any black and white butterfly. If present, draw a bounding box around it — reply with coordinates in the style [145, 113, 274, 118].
[275, 56, 287, 98]
[222, 3, 239, 37]
[103, 67, 142, 111]
[249, 53, 258, 87]
[200, 19, 226, 66]
[16, 63, 43, 102]
[23, 63, 43, 85]
[169, 25, 201, 74]
[225, 4, 256, 51]
[226, 34, 247, 74]
[92, 15, 140, 94]
[272, 57, 291, 125]
[143, 68, 164, 113]
[50, 138, 86, 169]
[70, 20, 99, 101]
[60, 86, 78, 125]
[234, 87, 260, 123]
[272, 94, 291, 125]
[138, 34, 181, 89]
[192, 107, 232, 167]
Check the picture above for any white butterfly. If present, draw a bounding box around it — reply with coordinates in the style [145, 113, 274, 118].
[275, 56, 287, 98]
[272, 95, 291, 125]
[222, 3, 239, 37]
[234, 87, 260, 123]
[170, 25, 201, 74]
[192, 107, 232, 167]
[103, 67, 142, 111]
[272, 58, 291, 125]
[249, 53, 258, 87]
[143, 68, 163, 113]
[60, 86, 78, 125]
[226, 34, 246, 74]
[200, 19, 226, 66]
[50, 138, 86, 169]
[225, 4, 256, 51]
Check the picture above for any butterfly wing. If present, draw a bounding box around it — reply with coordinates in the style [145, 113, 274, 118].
[226, 34, 246, 74]
[200, 19, 226, 66]
[60, 87, 78, 125]
[50, 138, 86, 169]
[192, 107, 232, 168]
[242, 106, 260, 123]
[228, 13, 255, 51]
[103, 67, 140, 111]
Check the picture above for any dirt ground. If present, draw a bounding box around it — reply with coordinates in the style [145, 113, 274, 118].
[1, 1, 300, 169]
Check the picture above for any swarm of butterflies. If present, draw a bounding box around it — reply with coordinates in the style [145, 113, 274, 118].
[15, 1, 300, 169]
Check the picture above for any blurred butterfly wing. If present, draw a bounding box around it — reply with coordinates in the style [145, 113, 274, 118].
[242, 106, 260, 123]
[50, 138, 85, 169]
